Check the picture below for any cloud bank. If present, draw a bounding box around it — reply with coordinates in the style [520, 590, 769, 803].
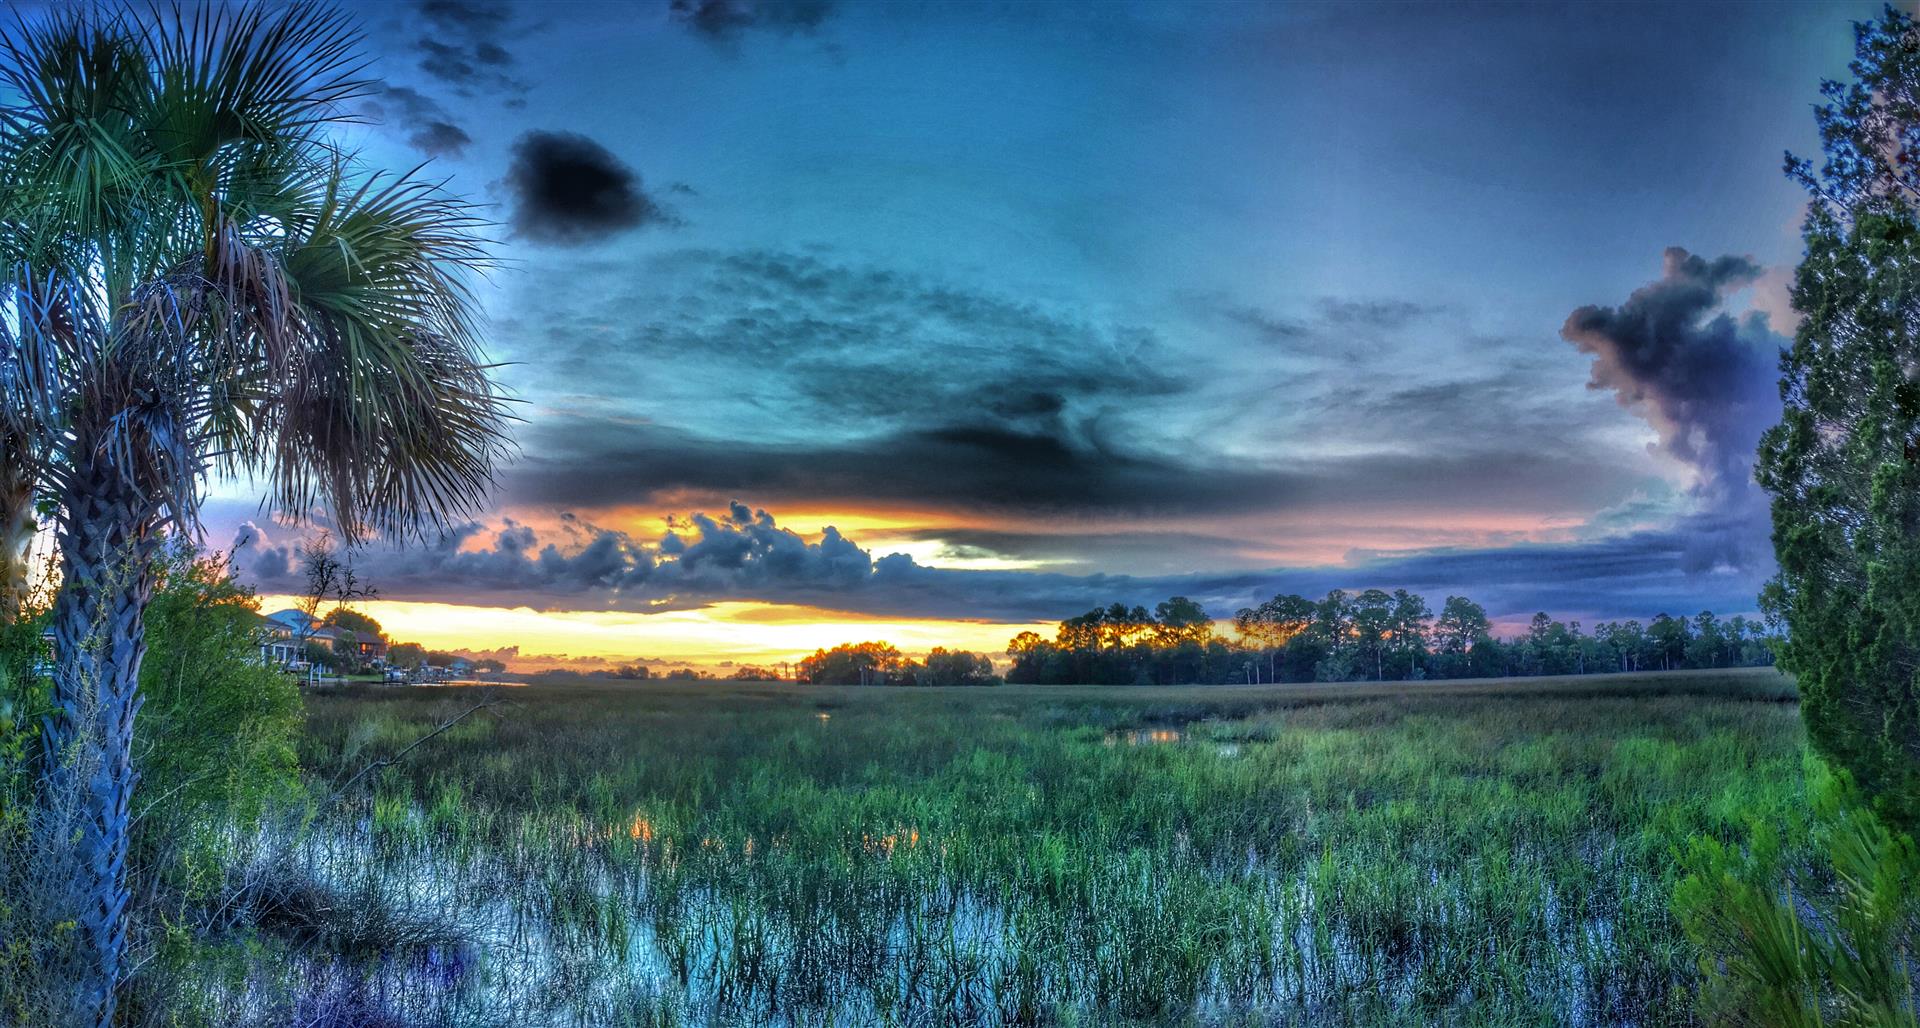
[235, 498, 1773, 630]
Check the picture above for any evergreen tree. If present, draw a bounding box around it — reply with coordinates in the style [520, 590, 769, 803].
[1758, 5, 1920, 832]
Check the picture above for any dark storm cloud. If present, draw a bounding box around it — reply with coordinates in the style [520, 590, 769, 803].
[1560, 247, 1782, 572]
[234, 503, 1769, 627]
[493, 248, 1649, 521]
[368, 86, 473, 157]
[504, 132, 673, 245]
[505, 413, 1640, 521]
[669, 0, 836, 42]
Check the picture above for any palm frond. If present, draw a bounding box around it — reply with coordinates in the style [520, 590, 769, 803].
[0, 1, 508, 543]
[249, 166, 510, 539]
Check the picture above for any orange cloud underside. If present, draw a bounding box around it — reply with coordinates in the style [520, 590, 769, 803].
[256, 595, 1053, 672]
[509, 499, 1590, 571]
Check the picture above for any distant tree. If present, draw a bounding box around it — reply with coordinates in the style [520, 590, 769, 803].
[294, 537, 377, 677]
[1647, 614, 1690, 672]
[1234, 593, 1317, 683]
[1433, 596, 1490, 676]
[1302, 589, 1359, 682]
[387, 642, 427, 669]
[1389, 589, 1432, 678]
[1012, 591, 1773, 687]
[1686, 611, 1724, 669]
[1351, 589, 1396, 681]
[799, 641, 908, 685]
[322, 607, 384, 640]
[918, 648, 1000, 687]
[1152, 597, 1213, 647]
[1758, 4, 1920, 832]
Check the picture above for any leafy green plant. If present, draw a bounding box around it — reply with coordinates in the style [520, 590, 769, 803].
[1676, 764, 1920, 1027]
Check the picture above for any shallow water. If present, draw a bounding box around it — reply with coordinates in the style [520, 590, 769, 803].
[247, 810, 1648, 1028]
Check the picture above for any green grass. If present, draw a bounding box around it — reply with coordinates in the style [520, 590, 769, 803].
[263, 668, 1806, 1026]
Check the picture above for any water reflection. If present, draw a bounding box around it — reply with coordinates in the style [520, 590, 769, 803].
[1106, 728, 1184, 746]
[243, 807, 1632, 1028]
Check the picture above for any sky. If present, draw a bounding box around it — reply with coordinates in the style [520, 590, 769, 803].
[183, 0, 1873, 671]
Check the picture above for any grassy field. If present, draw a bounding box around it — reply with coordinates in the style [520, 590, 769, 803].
[266, 668, 1806, 1027]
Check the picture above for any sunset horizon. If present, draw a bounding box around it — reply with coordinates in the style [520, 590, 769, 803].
[8, 3, 1913, 1023]
[139, 0, 1853, 672]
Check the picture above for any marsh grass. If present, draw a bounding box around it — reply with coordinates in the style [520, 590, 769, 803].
[217, 669, 1806, 1025]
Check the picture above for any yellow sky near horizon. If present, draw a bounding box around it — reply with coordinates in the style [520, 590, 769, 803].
[256, 594, 1055, 672]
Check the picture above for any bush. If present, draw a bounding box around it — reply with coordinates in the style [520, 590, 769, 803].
[0, 545, 306, 1024]
[1675, 763, 1919, 1027]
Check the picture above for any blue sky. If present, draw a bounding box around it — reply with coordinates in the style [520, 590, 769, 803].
[200, 0, 1879, 663]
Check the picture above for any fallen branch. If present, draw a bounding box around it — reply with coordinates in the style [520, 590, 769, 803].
[323, 695, 505, 806]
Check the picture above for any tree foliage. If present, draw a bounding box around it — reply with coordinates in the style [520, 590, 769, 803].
[1009, 591, 1775, 686]
[0, 5, 507, 1019]
[1758, 4, 1920, 833]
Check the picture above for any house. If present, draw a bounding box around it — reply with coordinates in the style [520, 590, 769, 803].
[349, 630, 388, 664]
[257, 616, 300, 667]
[265, 609, 316, 634]
[307, 625, 351, 652]
[265, 611, 387, 664]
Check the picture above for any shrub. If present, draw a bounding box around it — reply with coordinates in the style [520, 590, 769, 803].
[1675, 764, 1919, 1027]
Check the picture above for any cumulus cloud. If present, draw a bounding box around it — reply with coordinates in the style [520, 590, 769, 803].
[241, 504, 874, 614]
[504, 131, 673, 245]
[1560, 246, 1783, 572]
[231, 500, 1772, 629]
[669, 0, 836, 42]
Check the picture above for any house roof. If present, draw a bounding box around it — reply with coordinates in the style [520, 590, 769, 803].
[265, 609, 314, 630]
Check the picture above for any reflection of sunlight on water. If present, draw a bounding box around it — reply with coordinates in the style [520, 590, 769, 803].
[862, 827, 922, 856]
[1104, 728, 1243, 757]
[815, 711, 832, 722]
[1106, 728, 1184, 746]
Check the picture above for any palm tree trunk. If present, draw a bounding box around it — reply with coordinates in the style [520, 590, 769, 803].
[0, 434, 35, 624]
[42, 460, 158, 1028]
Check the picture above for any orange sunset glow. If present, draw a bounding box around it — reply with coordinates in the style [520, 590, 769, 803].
[257, 594, 1054, 671]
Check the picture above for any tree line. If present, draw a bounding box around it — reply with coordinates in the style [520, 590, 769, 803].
[1003, 591, 1778, 686]
[797, 642, 1001, 686]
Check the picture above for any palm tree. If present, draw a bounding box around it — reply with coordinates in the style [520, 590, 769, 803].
[0, 6, 509, 1022]
[0, 427, 34, 623]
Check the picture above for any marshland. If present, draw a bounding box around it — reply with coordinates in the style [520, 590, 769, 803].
[188, 668, 1803, 1026]
[7, 3, 1920, 1026]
